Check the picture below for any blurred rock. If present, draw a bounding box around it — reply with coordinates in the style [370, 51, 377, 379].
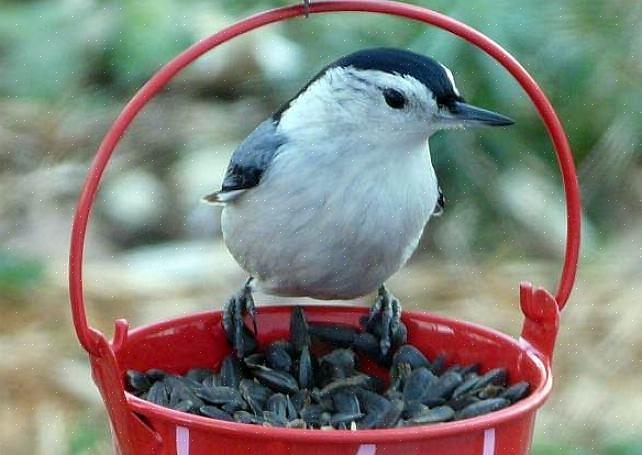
[254, 31, 304, 82]
[100, 169, 169, 233]
[171, 146, 231, 238]
[35, 402, 68, 455]
[432, 202, 481, 260]
[497, 169, 596, 256]
[85, 240, 242, 297]
[53, 359, 102, 406]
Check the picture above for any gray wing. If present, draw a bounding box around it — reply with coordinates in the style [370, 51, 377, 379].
[203, 119, 286, 204]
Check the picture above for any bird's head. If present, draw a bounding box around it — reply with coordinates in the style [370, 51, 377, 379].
[275, 48, 513, 146]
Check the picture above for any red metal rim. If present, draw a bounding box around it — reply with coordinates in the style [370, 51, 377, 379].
[69, 0, 581, 357]
[122, 307, 551, 442]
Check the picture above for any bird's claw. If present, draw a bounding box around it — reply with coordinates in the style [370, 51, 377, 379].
[222, 281, 258, 358]
[363, 285, 408, 357]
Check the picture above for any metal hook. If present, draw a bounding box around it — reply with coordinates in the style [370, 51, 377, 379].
[303, 0, 310, 18]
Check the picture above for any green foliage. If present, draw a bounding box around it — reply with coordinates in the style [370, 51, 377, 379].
[104, 0, 194, 90]
[533, 439, 642, 455]
[67, 419, 105, 455]
[605, 439, 642, 455]
[0, 0, 193, 98]
[533, 444, 592, 455]
[0, 253, 45, 295]
[0, 1, 91, 99]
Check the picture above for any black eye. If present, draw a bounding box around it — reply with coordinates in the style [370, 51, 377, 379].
[383, 88, 406, 109]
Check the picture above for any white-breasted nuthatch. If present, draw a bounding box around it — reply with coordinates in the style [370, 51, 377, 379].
[205, 48, 514, 357]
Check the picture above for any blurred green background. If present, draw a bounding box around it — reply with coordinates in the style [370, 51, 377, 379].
[1, 0, 641, 453]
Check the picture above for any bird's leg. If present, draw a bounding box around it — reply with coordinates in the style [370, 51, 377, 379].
[363, 284, 408, 357]
[222, 277, 258, 358]
[303, 0, 310, 17]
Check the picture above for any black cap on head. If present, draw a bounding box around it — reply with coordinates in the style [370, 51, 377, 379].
[331, 48, 463, 107]
[273, 47, 463, 120]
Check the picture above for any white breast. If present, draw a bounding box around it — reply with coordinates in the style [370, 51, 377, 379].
[221, 135, 439, 300]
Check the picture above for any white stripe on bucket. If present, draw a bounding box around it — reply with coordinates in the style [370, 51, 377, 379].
[171, 424, 499, 454]
[483, 428, 496, 455]
[176, 426, 190, 455]
[170, 427, 500, 454]
[356, 444, 377, 455]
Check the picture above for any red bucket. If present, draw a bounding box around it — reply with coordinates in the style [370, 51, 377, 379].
[69, 1, 581, 454]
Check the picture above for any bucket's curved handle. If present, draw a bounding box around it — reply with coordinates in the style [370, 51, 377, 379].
[69, 0, 580, 358]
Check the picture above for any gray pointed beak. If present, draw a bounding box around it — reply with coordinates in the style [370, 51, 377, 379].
[446, 101, 514, 127]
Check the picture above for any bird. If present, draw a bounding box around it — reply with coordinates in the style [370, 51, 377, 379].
[204, 48, 514, 358]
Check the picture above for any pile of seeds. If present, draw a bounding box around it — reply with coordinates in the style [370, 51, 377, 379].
[126, 307, 529, 429]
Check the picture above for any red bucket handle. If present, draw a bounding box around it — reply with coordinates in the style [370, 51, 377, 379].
[69, 0, 580, 357]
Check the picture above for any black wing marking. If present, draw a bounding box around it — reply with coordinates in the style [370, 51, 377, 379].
[203, 120, 286, 204]
[433, 186, 445, 216]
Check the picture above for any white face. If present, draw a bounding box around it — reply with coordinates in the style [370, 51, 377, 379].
[280, 66, 460, 146]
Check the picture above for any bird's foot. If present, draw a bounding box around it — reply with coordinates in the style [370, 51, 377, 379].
[222, 278, 258, 358]
[362, 285, 408, 357]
